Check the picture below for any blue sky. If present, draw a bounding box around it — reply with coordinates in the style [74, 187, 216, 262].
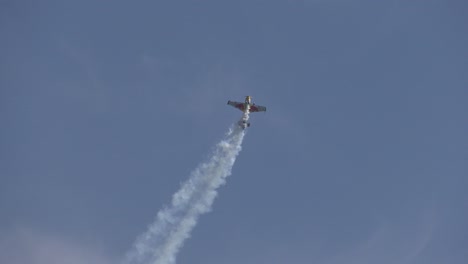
[1, 1, 467, 263]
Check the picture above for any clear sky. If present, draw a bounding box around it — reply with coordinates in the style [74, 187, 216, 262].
[1, 1, 467, 263]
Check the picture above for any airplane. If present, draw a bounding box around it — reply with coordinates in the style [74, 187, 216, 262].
[227, 96, 266, 129]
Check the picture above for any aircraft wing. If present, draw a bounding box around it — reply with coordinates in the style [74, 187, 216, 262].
[227, 101, 245, 111]
[250, 104, 267, 112]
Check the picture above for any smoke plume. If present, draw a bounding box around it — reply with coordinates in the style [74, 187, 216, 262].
[124, 113, 249, 264]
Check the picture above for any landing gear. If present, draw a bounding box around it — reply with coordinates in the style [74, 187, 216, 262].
[238, 120, 251, 129]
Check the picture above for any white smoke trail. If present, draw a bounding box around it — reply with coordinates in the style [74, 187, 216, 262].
[124, 113, 249, 264]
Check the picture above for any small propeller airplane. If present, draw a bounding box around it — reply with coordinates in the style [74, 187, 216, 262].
[227, 96, 266, 129]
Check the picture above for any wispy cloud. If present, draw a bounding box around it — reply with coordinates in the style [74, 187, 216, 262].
[320, 207, 436, 264]
[0, 228, 113, 264]
[56, 37, 111, 112]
